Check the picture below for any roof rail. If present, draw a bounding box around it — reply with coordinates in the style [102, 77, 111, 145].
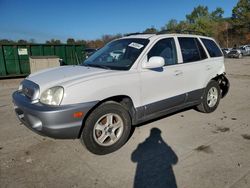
[181, 30, 206, 36]
[157, 29, 179, 34]
[157, 29, 206, 36]
[124, 32, 155, 36]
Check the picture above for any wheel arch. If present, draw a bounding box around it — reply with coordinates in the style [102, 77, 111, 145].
[77, 95, 136, 138]
[211, 73, 230, 98]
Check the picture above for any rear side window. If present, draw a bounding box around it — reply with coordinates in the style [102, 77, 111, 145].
[148, 38, 177, 66]
[178, 37, 207, 63]
[201, 38, 222, 57]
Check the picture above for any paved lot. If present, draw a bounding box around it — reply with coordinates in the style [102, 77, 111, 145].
[1, 57, 250, 188]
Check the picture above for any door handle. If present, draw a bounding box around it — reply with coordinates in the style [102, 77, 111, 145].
[174, 70, 183, 76]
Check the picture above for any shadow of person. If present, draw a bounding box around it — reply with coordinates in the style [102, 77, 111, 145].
[131, 128, 178, 188]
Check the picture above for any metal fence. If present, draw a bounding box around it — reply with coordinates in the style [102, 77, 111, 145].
[0, 44, 85, 78]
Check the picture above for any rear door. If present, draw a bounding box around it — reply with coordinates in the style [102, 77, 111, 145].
[176, 37, 209, 103]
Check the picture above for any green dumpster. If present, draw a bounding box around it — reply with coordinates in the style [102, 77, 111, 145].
[0, 44, 86, 78]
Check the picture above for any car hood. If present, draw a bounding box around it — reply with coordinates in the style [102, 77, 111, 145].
[26, 65, 112, 90]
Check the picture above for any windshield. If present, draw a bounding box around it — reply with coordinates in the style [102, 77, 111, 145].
[82, 38, 149, 70]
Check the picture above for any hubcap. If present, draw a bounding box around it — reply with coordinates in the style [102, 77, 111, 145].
[93, 113, 124, 146]
[207, 87, 218, 107]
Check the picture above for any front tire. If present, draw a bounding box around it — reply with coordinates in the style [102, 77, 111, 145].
[196, 80, 221, 113]
[81, 101, 131, 155]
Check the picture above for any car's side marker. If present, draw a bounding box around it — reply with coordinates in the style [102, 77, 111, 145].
[73, 112, 84, 118]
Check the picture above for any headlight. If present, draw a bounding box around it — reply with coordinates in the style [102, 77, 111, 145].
[40, 86, 64, 105]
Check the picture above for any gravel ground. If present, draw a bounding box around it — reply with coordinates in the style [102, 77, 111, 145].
[0, 57, 250, 188]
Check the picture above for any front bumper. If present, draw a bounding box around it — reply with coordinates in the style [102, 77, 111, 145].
[12, 91, 98, 139]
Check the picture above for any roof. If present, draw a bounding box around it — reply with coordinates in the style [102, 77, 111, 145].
[122, 33, 212, 40]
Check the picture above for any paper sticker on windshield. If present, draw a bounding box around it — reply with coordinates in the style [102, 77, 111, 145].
[128, 42, 144, 49]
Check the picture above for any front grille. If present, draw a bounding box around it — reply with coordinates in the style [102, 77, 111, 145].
[21, 80, 40, 100]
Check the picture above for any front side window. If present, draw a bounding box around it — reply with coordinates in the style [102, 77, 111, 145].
[82, 38, 149, 70]
[201, 38, 222, 57]
[178, 37, 207, 63]
[148, 38, 177, 66]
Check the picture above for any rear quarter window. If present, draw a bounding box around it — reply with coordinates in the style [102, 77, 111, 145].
[201, 38, 223, 57]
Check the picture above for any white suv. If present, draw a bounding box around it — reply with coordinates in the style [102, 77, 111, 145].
[13, 34, 230, 154]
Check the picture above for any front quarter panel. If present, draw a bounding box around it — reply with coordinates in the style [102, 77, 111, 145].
[62, 71, 141, 108]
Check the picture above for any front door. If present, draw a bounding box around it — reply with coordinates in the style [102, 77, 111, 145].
[140, 37, 186, 116]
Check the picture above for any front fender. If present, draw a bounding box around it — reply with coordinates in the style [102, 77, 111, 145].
[62, 73, 141, 107]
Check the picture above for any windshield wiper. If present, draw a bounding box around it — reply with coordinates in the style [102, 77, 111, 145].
[84, 63, 111, 70]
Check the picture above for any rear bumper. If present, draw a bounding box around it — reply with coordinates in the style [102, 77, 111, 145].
[220, 74, 230, 98]
[12, 91, 98, 139]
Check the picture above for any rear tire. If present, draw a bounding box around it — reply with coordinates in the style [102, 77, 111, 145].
[196, 80, 221, 113]
[80, 101, 131, 155]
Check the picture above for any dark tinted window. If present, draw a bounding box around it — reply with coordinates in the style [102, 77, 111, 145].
[148, 38, 177, 66]
[178, 37, 207, 63]
[196, 38, 207, 59]
[201, 38, 222, 57]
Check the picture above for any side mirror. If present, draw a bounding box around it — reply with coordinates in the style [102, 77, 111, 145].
[142, 56, 165, 69]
